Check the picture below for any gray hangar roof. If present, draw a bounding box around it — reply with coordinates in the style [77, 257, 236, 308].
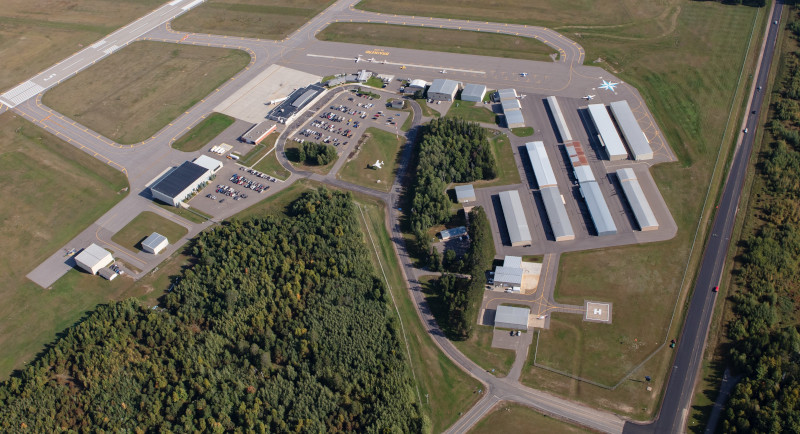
[495, 305, 530, 330]
[455, 184, 476, 202]
[525, 141, 558, 188]
[428, 79, 459, 96]
[503, 256, 522, 269]
[546, 96, 572, 142]
[616, 168, 658, 231]
[498, 190, 532, 245]
[497, 88, 518, 101]
[587, 104, 628, 160]
[494, 265, 523, 286]
[291, 89, 318, 108]
[580, 181, 617, 236]
[540, 187, 575, 241]
[151, 162, 208, 198]
[501, 98, 521, 112]
[505, 110, 525, 128]
[142, 232, 168, 251]
[609, 100, 654, 161]
[461, 83, 487, 101]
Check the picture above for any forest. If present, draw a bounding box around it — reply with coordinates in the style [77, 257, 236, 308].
[297, 142, 337, 166]
[722, 18, 800, 433]
[0, 188, 425, 432]
[409, 117, 496, 265]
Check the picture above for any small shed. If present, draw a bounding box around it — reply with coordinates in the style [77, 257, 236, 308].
[142, 232, 169, 254]
[495, 305, 530, 330]
[390, 99, 405, 109]
[454, 184, 476, 203]
[98, 267, 118, 281]
[439, 226, 467, 241]
[75, 243, 114, 275]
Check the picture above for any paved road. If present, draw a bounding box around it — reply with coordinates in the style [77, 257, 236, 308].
[624, 2, 783, 433]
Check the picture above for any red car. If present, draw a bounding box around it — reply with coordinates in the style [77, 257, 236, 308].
[712, 286, 719, 293]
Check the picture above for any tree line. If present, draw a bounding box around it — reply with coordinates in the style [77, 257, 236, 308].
[722, 18, 800, 433]
[0, 188, 426, 432]
[297, 142, 337, 166]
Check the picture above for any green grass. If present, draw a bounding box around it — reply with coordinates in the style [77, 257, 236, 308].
[522, 255, 543, 263]
[365, 76, 385, 88]
[483, 90, 496, 103]
[416, 98, 441, 118]
[317, 23, 555, 62]
[111, 211, 188, 252]
[172, 0, 336, 40]
[338, 127, 404, 192]
[253, 149, 291, 180]
[171, 113, 235, 152]
[0, 111, 129, 378]
[452, 325, 516, 377]
[447, 100, 497, 124]
[233, 179, 482, 430]
[153, 201, 211, 224]
[468, 402, 590, 434]
[460, 132, 520, 188]
[239, 133, 278, 166]
[284, 142, 337, 175]
[510, 127, 534, 137]
[43, 41, 250, 144]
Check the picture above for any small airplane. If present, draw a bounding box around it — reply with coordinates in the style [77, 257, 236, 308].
[583, 95, 596, 100]
[355, 55, 361, 63]
[368, 58, 375, 62]
[440, 69, 447, 74]
[373, 160, 384, 169]
[400, 65, 407, 69]
[599, 80, 619, 91]
[520, 72, 528, 77]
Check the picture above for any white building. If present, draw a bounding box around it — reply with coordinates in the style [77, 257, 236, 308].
[404, 79, 427, 94]
[141, 232, 169, 254]
[74, 243, 114, 275]
[150, 156, 223, 206]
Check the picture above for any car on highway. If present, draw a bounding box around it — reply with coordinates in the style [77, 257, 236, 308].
[713, 286, 719, 293]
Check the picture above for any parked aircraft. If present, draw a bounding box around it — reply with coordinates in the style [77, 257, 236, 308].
[583, 95, 596, 100]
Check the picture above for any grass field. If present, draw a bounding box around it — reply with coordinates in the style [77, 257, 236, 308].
[43, 41, 250, 144]
[233, 179, 482, 430]
[0, 0, 163, 92]
[415, 99, 441, 118]
[447, 101, 497, 124]
[154, 201, 211, 224]
[461, 132, 521, 189]
[172, 0, 335, 40]
[452, 325, 516, 377]
[111, 211, 188, 252]
[172, 113, 235, 152]
[317, 23, 555, 62]
[510, 127, 534, 137]
[239, 133, 278, 166]
[468, 402, 590, 434]
[338, 127, 404, 192]
[0, 112, 130, 377]
[253, 149, 291, 180]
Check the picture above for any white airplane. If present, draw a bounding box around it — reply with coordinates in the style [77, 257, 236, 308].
[520, 72, 528, 77]
[440, 69, 447, 74]
[355, 55, 361, 63]
[583, 95, 596, 100]
[373, 160, 384, 169]
[368, 58, 376, 62]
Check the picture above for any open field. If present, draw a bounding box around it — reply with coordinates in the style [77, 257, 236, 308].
[0, 112, 129, 377]
[452, 325, 515, 377]
[253, 149, 291, 180]
[172, 113, 235, 152]
[239, 132, 278, 166]
[173, 0, 335, 40]
[317, 23, 555, 62]
[338, 127, 404, 192]
[0, 0, 162, 92]
[42, 41, 250, 144]
[111, 211, 188, 252]
[468, 402, 590, 434]
[447, 100, 497, 124]
[234, 179, 482, 430]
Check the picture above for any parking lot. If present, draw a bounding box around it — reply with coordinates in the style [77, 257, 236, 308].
[188, 164, 284, 217]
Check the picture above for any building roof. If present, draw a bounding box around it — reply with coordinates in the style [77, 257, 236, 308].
[291, 88, 318, 108]
[326, 77, 346, 86]
[408, 79, 427, 88]
[546, 96, 572, 142]
[580, 181, 617, 236]
[505, 110, 525, 127]
[151, 161, 208, 199]
[564, 140, 589, 166]
[495, 305, 530, 328]
[455, 184, 476, 202]
[497, 88, 517, 101]
[142, 232, 168, 251]
[439, 226, 467, 239]
[242, 121, 276, 143]
[498, 190, 532, 245]
[461, 83, 487, 100]
[428, 79, 459, 96]
[616, 168, 658, 230]
[98, 267, 117, 280]
[587, 104, 627, 160]
[501, 99, 521, 112]
[193, 155, 223, 172]
[494, 266, 523, 285]
[525, 141, 558, 188]
[75, 243, 112, 267]
[540, 186, 575, 241]
[503, 256, 522, 268]
[609, 100, 654, 161]
[377, 73, 394, 82]
[573, 165, 595, 184]
[357, 69, 372, 82]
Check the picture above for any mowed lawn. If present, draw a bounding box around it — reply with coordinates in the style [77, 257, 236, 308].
[468, 402, 590, 434]
[0, 0, 162, 91]
[172, 0, 335, 40]
[317, 23, 556, 62]
[466, 132, 520, 188]
[338, 127, 404, 192]
[172, 113, 235, 152]
[253, 149, 291, 180]
[447, 100, 496, 124]
[43, 41, 250, 144]
[111, 211, 188, 252]
[452, 325, 516, 378]
[0, 112, 130, 377]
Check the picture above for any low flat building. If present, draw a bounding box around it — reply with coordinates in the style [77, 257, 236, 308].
[540, 187, 575, 241]
[503, 256, 522, 268]
[609, 100, 654, 161]
[390, 99, 405, 109]
[439, 226, 467, 241]
[150, 156, 222, 206]
[461, 83, 487, 102]
[142, 232, 169, 254]
[428, 79, 460, 101]
[496, 88, 518, 102]
[587, 104, 628, 160]
[493, 266, 523, 287]
[501, 99, 521, 112]
[498, 190, 532, 246]
[616, 168, 658, 231]
[580, 181, 617, 236]
[545, 96, 572, 142]
[455, 184, 476, 203]
[495, 305, 530, 330]
[525, 141, 557, 188]
[241, 121, 277, 145]
[404, 79, 427, 94]
[75, 243, 113, 275]
[505, 110, 525, 129]
[98, 267, 118, 281]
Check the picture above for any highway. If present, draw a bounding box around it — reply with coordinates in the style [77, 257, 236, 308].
[623, 1, 783, 433]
